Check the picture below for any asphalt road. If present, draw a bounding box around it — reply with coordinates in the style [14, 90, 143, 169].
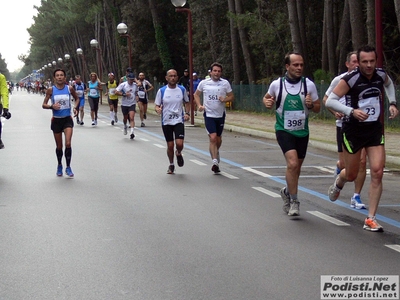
[1, 91, 399, 299]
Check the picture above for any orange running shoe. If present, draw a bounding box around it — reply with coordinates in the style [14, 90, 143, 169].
[363, 217, 383, 232]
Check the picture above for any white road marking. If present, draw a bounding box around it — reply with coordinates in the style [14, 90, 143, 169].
[242, 167, 272, 178]
[140, 138, 150, 142]
[153, 144, 165, 149]
[220, 172, 238, 179]
[252, 187, 280, 198]
[385, 244, 400, 253]
[307, 211, 350, 226]
[190, 160, 207, 166]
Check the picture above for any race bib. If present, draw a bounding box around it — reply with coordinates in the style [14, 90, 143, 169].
[89, 88, 98, 97]
[54, 94, 70, 110]
[138, 91, 146, 98]
[109, 88, 116, 95]
[76, 90, 83, 97]
[284, 110, 306, 131]
[358, 97, 380, 122]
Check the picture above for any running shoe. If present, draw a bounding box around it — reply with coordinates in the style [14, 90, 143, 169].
[76, 117, 80, 124]
[288, 200, 300, 216]
[167, 165, 175, 174]
[0, 139, 4, 149]
[350, 195, 366, 209]
[111, 120, 114, 125]
[280, 187, 290, 213]
[80, 121, 84, 125]
[130, 133, 135, 140]
[124, 126, 128, 135]
[176, 152, 184, 167]
[56, 164, 63, 176]
[328, 176, 341, 201]
[211, 164, 221, 173]
[65, 166, 74, 178]
[94, 119, 98, 126]
[92, 120, 95, 126]
[115, 115, 118, 123]
[141, 122, 145, 127]
[144, 113, 147, 120]
[363, 217, 383, 232]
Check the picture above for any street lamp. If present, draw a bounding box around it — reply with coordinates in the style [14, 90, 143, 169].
[117, 22, 132, 68]
[76, 48, 87, 82]
[171, 0, 194, 125]
[64, 53, 72, 79]
[57, 57, 63, 65]
[90, 38, 103, 103]
[52, 61, 56, 67]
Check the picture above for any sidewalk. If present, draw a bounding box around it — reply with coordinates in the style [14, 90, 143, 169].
[144, 101, 400, 167]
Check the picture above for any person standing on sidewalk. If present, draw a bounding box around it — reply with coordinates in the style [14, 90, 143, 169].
[137, 72, 154, 127]
[42, 69, 79, 177]
[326, 45, 398, 232]
[87, 72, 103, 126]
[0, 71, 11, 149]
[178, 69, 190, 96]
[73, 75, 86, 125]
[155, 69, 190, 174]
[115, 73, 138, 139]
[194, 62, 234, 174]
[105, 72, 119, 125]
[323, 51, 367, 210]
[263, 52, 320, 216]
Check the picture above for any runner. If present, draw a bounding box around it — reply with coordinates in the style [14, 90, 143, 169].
[105, 72, 119, 125]
[42, 69, 79, 177]
[137, 72, 154, 127]
[262, 52, 320, 216]
[0, 72, 11, 149]
[326, 45, 399, 232]
[87, 72, 103, 126]
[73, 75, 86, 125]
[115, 73, 138, 139]
[155, 69, 190, 174]
[194, 62, 234, 174]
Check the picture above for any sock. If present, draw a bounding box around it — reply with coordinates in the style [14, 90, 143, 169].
[110, 111, 114, 120]
[290, 194, 298, 201]
[130, 128, 134, 134]
[56, 148, 63, 165]
[212, 159, 218, 165]
[65, 147, 72, 167]
[353, 193, 360, 198]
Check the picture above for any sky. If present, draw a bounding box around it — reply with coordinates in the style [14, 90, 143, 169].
[0, 0, 42, 72]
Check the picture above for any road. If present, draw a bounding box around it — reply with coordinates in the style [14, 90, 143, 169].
[1, 91, 399, 299]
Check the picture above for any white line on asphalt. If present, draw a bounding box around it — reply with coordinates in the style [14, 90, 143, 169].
[242, 167, 272, 177]
[190, 160, 207, 166]
[315, 166, 335, 173]
[385, 244, 400, 253]
[140, 138, 150, 142]
[220, 172, 238, 179]
[307, 211, 350, 226]
[252, 187, 280, 198]
[153, 144, 165, 149]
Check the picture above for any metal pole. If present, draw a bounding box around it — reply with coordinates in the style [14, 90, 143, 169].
[375, 0, 384, 131]
[176, 8, 194, 125]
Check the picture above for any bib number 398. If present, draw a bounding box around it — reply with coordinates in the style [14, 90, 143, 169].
[284, 110, 306, 130]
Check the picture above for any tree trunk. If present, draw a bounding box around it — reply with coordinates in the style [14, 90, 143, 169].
[287, 0, 303, 53]
[228, 0, 240, 84]
[337, 0, 351, 73]
[366, 0, 375, 46]
[234, 0, 255, 83]
[394, 0, 400, 35]
[348, 0, 367, 50]
[325, 0, 336, 75]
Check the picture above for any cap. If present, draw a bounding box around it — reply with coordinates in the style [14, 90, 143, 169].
[127, 73, 135, 79]
[184, 69, 188, 72]
[126, 67, 133, 72]
[108, 72, 114, 77]
[193, 72, 197, 76]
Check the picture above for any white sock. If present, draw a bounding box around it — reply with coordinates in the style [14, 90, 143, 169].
[130, 128, 134, 134]
[110, 111, 114, 120]
[212, 159, 218, 165]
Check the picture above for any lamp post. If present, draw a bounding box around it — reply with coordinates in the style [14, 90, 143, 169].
[76, 48, 87, 82]
[90, 39, 103, 103]
[117, 22, 132, 68]
[57, 57, 63, 66]
[64, 53, 71, 80]
[171, 0, 194, 125]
